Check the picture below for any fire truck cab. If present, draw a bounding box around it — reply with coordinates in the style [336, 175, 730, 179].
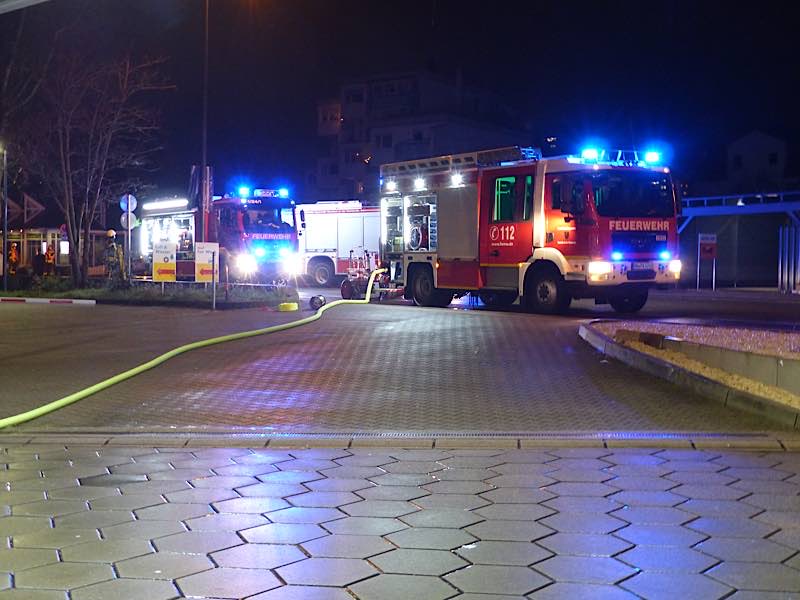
[380, 146, 681, 313]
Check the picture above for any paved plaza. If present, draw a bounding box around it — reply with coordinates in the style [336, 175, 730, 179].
[2, 442, 800, 598]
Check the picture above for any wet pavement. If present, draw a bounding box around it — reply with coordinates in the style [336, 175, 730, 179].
[2, 442, 800, 599]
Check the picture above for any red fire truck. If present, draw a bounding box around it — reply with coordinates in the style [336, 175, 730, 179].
[295, 201, 380, 286]
[379, 146, 681, 313]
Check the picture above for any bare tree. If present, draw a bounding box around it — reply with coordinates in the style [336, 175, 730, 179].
[21, 53, 171, 286]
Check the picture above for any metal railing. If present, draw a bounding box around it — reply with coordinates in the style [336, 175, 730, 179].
[682, 190, 800, 210]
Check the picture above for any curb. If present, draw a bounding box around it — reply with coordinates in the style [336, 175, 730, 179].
[0, 297, 96, 305]
[578, 321, 800, 429]
[651, 289, 800, 305]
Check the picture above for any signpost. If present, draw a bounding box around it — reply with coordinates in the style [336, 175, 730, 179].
[152, 241, 176, 282]
[697, 233, 718, 290]
[120, 194, 137, 280]
[194, 241, 219, 283]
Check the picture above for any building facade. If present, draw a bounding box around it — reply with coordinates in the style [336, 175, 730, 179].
[306, 71, 531, 204]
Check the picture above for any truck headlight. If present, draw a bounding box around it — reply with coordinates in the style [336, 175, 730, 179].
[281, 253, 302, 276]
[587, 261, 613, 276]
[668, 259, 682, 274]
[235, 253, 258, 274]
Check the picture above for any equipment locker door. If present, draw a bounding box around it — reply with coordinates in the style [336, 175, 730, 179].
[478, 167, 535, 285]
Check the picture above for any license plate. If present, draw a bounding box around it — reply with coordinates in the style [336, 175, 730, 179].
[633, 262, 653, 270]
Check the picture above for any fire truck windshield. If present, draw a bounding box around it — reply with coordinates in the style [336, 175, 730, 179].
[243, 209, 295, 233]
[591, 171, 674, 218]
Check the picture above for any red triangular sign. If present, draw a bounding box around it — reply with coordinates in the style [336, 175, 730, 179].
[6, 198, 22, 224]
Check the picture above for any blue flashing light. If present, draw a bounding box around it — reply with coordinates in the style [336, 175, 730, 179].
[581, 148, 599, 161]
[659, 250, 671, 261]
[611, 251, 623, 261]
[278, 246, 290, 258]
[254, 247, 266, 258]
[644, 150, 661, 164]
[238, 186, 251, 198]
[278, 187, 289, 198]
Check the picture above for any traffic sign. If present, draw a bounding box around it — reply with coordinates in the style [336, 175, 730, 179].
[698, 233, 717, 259]
[152, 242, 176, 282]
[119, 213, 139, 230]
[119, 194, 137, 212]
[195, 242, 219, 282]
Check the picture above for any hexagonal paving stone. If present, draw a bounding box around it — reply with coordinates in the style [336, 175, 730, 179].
[61, 538, 153, 563]
[116, 551, 213, 579]
[235, 483, 308, 498]
[178, 567, 281, 598]
[535, 555, 636, 585]
[276, 459, 339, 472]
[474, 504, 553, 522]
[54, 509, 133, 529]
[690, 516, 778, 538]
[349, 573, 456, 600]
[615, 524, 707, 546]
[15, 562, 115, 590]
[287, 491, 361, 508]
[184, 513, 268, 532]
[423, 480, 493, 494]
[541, 496, 620, 513]
[446, 564, 549, 595]
[610, 506, 691, 525]
[456, 540, 552, 566]
[695, 537, 795, 563]
[743, 494, 800, 511]
[342, 500, 418, 518]
[257, 471, 321, 484]
[707, 561, 800, 592]
[371, 548, 468, 576]
[466, 520, 553, 542]
[543, 482, 616, 497]
[0, 590, 68, 599]
[677, 499, 761, 518]
[381, 461, 443, 474]
[621, 572, 733, 599]
[0, 516, 52, 536]
[89, 493, 165, 510]
[212, 543, 306, 569]
[267, 507, 344, 523]
[669, 484, 748, 501]
[412, 495, 487, 511]
[537, 533, 632, 557]
[436, 468, 497, 481]
[154, 531, 242, 554]
[0, 547, 59, 571]
[306, 478, 374, 492]
[133, 503, 213, 521]
[370, 473, 437, 487]
[322, 517, 407, 536]
[301, 534, 393, 558]
[189, 475, 257, 488]
[319, 466, 385, 479]
[213, 497, 290, 514]
[608, 490, 685, 506]
[531, 582, 639, 599]
[248, 585, 352, 600]
[11, 500, 87, 517]
[400, 508, 483, 528]
[101, 520, 186, 541]
[616, 546, 719, 572]
[548, 469, 614, 483]
[13, 527, 100, 549]
[240, 522, 328, 544]
[163, 488, 238, 504]
[387, 527, 476, 550]
[277, 557, 377, 586]
[70, 579, 179, 600]
[539, 512, 625, 534]
[485, 475, 556, 489]
[356, 486, 428, 501]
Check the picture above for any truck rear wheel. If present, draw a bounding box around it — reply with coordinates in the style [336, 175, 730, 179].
[411, 266, 452, 308]
[524, 267, 570, 314]
[609, 289, 648, 313]
[478, 290, 518, 307]
[309, 258, 334, 287]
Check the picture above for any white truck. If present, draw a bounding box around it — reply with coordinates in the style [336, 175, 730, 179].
[295, 201, 380, 286]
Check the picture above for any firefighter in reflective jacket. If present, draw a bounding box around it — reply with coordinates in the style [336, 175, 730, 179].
[8, 242, 19, 275]
[103, 229, 126, 287]
[44, 244, 56, 275]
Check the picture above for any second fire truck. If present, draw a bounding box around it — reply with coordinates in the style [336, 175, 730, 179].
[380, 146, 681, 313]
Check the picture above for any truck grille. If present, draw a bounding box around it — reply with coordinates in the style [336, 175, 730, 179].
[611, 232, 665, 255]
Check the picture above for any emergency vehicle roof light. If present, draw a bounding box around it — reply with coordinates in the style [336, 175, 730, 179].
[451, 173, 464, 187]
[238, 186, 251, 198]
[581, 148, 599, 161]
[385, 180, 398, 192]
[414, 177, 426, 191]
[644, 150, 661, 164]
[278, 187, 289, 198]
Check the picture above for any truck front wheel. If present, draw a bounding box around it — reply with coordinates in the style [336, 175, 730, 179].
[309, 258, 334, 287]
[524, 267, 570, 314]
[609, 289, 648, 313]
[411, 266, 452, 307]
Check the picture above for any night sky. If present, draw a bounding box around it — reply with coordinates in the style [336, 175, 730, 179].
[2, 0, 798, 197]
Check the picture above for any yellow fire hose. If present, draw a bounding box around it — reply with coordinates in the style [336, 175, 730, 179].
[0, 269, 387, 430]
